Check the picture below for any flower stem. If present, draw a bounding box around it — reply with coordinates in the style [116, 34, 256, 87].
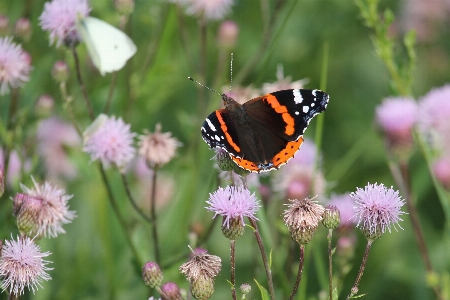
[120, 173, 152, 222]
[150, 167, 161, 264]
[288, 244, 305, 300]
[327, 229, 333, 300]
[248, 217, 275, 300]
[397, 161, 443, 300]
[231, 239, 237, 300]
[103, 71, 117, 114]
[346, 239, 373, 299]
[71, 47, 95, 120]
[97, 164, 142, 264]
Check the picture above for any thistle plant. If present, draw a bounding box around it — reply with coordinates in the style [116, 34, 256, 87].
[0, 0, 449, 299]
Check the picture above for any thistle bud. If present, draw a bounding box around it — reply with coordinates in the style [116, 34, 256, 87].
[322, 205, 340, 229]
[52, 61, 69, 83]
[240, 283, 251, 295]
[142, 262, 164, 288]
[14, 18, 32, 41]
[161, 282, 182, 300]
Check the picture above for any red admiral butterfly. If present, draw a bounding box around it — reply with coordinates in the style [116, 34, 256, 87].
[201, 88, 329, 173]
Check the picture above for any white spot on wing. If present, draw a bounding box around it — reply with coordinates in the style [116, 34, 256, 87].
[206, 118, 216, 131]
[293, 89, 303, 104]
[303, 106, 309, 113]
[295, 111, 299, 115]
[214, 135, 220, 141]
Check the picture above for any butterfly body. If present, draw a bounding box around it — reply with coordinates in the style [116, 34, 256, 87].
[201, 89, 329, 173]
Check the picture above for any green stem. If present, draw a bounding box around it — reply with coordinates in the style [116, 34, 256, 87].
[287, 244, 305, 300]
[97, 164, 142, 264]
[150, 167, 161, 264]
[346, 239, 373, 299]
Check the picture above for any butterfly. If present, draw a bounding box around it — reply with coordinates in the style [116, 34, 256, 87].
[201, 89, 329, 173]
[76, 16, 136, 75]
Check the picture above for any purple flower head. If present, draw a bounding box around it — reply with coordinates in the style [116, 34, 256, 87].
[83, 114, 136, 169]
[0, 236, 52, 295]
[418, 84, 450, 152]
[376, 97, 418, 138]
[37, 117, 80, 180]
[39, 0, 91, 47]
[262, 64, 308, 95]
[351, 183, 406, 239]
[0, 37, 31, 95]
[206, 186, 261, 228]
[19, 176, 76, 238]
[172, 0, 234, 21]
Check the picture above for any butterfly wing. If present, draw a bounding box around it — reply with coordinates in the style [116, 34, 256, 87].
[243, 89, 329, 141]
[77, 17, 137, 75]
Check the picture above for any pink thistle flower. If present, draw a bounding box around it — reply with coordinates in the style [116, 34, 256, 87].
[0, 37, 31, 95]
[0, 236, 52, 295]
[83, 114, 136, 169]
[138, 123, 180, 168]
[206, 186, 261, 228]
[351, 183, 406, 240]
[272, 140, 325, 201]
[172, 0, 233, 21]
[19, 176, 76, 238]
[37, 117, 80, 180]
[262, 64, 308, 94]
[376, 97, 418, 140]
[328, 193, 355, 228]
[433, 157, 450, 190]
[0, 148, 32, 188]
[217, 20, 238, 49]
[418, 84, 450, 152]
[221, 85, 260, 105]
[39, 0, 91, 47]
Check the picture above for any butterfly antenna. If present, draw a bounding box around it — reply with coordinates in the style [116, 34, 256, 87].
[229, 53, 233, 94]
[188, 77, 222, 97]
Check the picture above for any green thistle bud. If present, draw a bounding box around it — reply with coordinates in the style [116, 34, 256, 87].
[142, 261, 164, 288]
[291, 226, 318, 245]
[190, 274, 214, 300]
[215, 149, 235, 172]
[322, 205, 340, 229]
[13, 194, 41, 236]
[221, 217, 245, 240]
[52, 61, 69, 83]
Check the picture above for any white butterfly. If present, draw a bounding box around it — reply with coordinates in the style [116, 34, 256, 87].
[76, 16, 137, 76]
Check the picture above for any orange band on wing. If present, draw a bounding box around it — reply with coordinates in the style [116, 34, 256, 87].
[264, 94, 295, 136]
[271, 137, 304, 167]
[215, 111, 241, 153]
[231, 156, 259, 172]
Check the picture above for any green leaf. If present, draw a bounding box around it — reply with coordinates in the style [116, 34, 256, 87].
[331, 287, 339, 300]
[254, 279, 270, 300]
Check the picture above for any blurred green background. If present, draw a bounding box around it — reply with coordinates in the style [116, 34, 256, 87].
[1, 0, 450, 299]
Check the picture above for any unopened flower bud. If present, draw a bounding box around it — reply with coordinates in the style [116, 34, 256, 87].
[215, 148, 234, 171]
[217, 21, 238, 49]
[433, 157, 450, 190]
[142, 261, 164, 288]
[13, 193, 42, 236]
[115, 0, 135, 15]
[35, 94, 55, 118]
[161, 282, 182, 300]
[322, 205, 340, 229]
[14, 18, 32, 41]
[52, 61, 69, 83]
